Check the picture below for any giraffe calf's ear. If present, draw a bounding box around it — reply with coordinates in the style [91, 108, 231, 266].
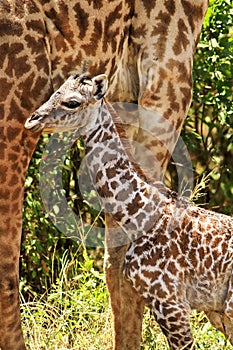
[92, 74, 108, 100]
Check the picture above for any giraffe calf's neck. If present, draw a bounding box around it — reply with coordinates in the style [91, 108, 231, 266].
[25, 74, 233, 350]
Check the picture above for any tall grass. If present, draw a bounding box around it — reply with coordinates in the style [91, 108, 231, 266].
[20, 250, 233, 349]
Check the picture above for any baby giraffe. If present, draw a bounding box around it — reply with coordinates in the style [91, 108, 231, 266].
[25, 74, 233, 349]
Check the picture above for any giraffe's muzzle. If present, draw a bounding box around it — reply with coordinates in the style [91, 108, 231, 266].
[24, 112, 46, 133]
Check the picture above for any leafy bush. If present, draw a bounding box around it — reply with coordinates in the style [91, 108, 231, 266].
[182, 0, 233, 213]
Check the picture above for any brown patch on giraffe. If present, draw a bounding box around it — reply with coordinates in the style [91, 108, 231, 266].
[213, 236, 222, 248]
[11, 187, 22, 201]
[24, 35, 45, 61]
[169, 241, 180, 259]
[103, 3, 122, 53]
[204, 255, 213, 269]
[0, 142, 7, 159]
[0, 0, 11, 13]
[8, 153, 18, 162]
[133, 274, 148, 294]
[125, 220, 138, 231]
[28, 75, 51, 106]
[163, 273, 174, 294]
[0, 189, 10, 200]
[26, 20, 45, 35]
[157, 285, 168, 299]
[7, 127, 21, 142]
[0, 204, 10, 215]
[9, 175, 18, 187]
[98, 182, 113, 199]
[167, 82, 180, 112]
[127, 193, 144, 215]
[73, 3, 89, 40]
[181, 0, 204, 33]
[151, 11, 172, 59]
[141, 0, 156, 17]
[27, 0, 40, 14]
[101, 131, 113, 142]
[0, 78, 12, 101]
[106, 166, 117, 179]
[165, 0, 176, 15]
[54, 34, 68, 53]
[81, 18, 102, 56]
[5, 43, 30, 79]
[10, 144, 22, 157]
[177, 254, 188, 268]
[131, 23, 147, 39]
[181, 214, 189, 230]
[180, 86, 192, 111]
[142, 270, 154, 280]
[173, 19, 189, 55]
[163, 108, 172, 120]
[95, 170, 103, 183]
[132, 241, 148, 257]
[0, 19, 23, 36]
[7, 99, 25, 123]
[0, 165, 7, 184]
[114, 211, 125, 222]
[176, 117, 183, 130]
[110, 181, 118, 190]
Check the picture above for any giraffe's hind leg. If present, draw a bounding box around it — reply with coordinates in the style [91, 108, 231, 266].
[206, 274, 233, 345]
[205, 311, 233, 345]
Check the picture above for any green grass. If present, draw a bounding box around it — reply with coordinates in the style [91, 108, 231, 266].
[20, 251, 233, 349]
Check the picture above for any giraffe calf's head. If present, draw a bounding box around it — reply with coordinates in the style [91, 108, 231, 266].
[24, 74, 108, 134]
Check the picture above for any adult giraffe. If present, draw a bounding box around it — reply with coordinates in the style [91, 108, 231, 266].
[0, 1, 208, 349]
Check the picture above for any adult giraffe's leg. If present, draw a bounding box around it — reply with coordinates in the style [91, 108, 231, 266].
[0, 3, 52, 348]
[133, 0, 209, 179]
[105, 2, 208, 349]
[105, 215, 145, 350]
[0, 130, 40, 350]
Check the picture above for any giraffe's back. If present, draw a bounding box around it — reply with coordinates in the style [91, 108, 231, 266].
[124, 200, 233, 313]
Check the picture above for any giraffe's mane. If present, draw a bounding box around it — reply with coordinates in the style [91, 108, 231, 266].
[103, 98, 152, 184]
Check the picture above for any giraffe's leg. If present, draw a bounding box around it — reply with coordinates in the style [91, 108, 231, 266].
[205, 311, 233, 345]
[0, 5, 53, 347]
[130, 1, 208, 180]
[0, 132, 39, 350]
[0, 241, 26, 350]
[152, 302, 194, 350]
[105, 214, 145, 350]
[206, 273, 233, 345]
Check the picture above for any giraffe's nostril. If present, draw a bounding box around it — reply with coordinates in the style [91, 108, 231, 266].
[30, 112, 39, 120]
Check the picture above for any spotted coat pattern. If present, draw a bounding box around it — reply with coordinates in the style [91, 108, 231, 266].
[26, 74, 233, 349]
[0, 1, 208, 349]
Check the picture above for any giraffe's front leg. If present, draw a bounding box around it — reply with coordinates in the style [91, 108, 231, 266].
[152, 301, 194, 350]
[0, 264, 26, 350]
[0, 172, 27, 350]
[104, 214, 145, 350]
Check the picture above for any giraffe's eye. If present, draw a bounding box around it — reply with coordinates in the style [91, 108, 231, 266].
[62, 100, 82, 109]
